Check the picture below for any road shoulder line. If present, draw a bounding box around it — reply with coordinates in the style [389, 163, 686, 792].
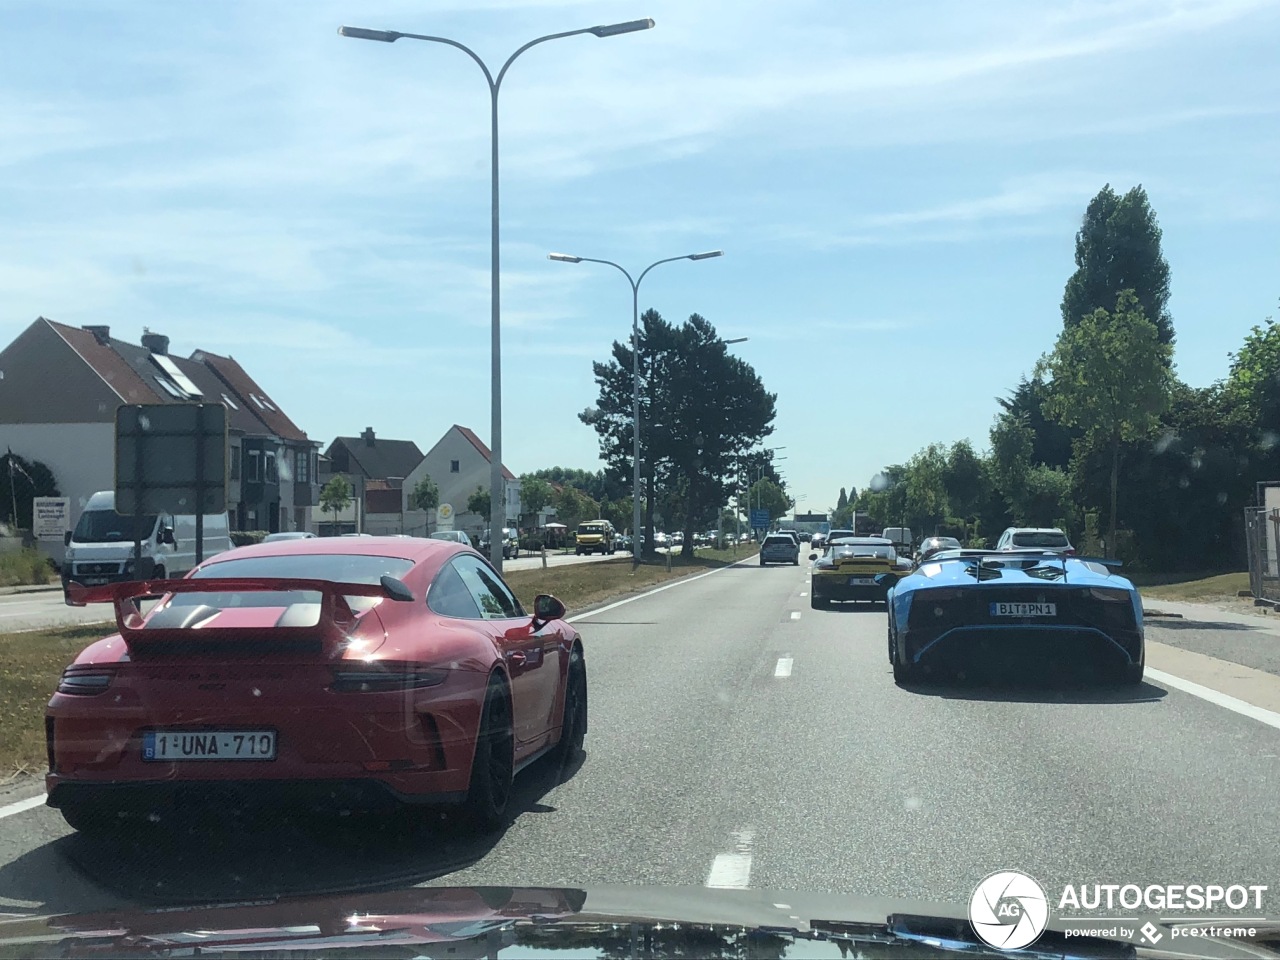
[1146, 639, 1280, 727]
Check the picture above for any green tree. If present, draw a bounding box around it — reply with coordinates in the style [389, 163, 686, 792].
[583, 309, 777, 558]
[554, 485, 588, 532]
[1039, 290, 1174, 555]
[748, 478, 790, 527]
[466, 485, 491, 519]
[1061, 184, 1174, 349]
[319, 475, 352, 535]
[0, 451, 59, 529]
[836, 487, 848, 512]
[1226, 308, 1280, 455]
[905, 443, 948, 534]
[943, 439, 987, 522]
[519, 475, 554, 525]
[995, 375, 1076, 471]
[408, 475, 439, 513]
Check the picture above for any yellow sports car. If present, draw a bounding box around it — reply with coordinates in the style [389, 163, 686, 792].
[809, 536, 912, 608]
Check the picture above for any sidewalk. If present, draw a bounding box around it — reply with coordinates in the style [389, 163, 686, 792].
[1141, 595, 1280, 639]
[0, 582, 60, 597]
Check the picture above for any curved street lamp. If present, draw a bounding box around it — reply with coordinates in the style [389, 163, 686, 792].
[549, 250, 723, 563]
[341, 18, 655, 569]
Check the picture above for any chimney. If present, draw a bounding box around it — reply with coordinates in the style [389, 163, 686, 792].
[141, 329, 170, 355]
[361, 427, 376, 447]
[82, 325, 111, 345]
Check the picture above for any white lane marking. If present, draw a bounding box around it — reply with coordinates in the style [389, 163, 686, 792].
[789, 611, 801, 620]
[566, 554, 758, 624]
[774, 657, 793, 677]
[706, 830, 754, 889]
[1147, 667, 1280, 732]
[798, 591, 807, 597]
[0, 794, 46, 820]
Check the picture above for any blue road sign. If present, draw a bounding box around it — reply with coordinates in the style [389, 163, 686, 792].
[750, 509, 770, 528]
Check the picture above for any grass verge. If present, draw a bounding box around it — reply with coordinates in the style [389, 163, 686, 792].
[1, 624, 108, 779]
[1140, 571, 1250, 601]
[504, 546, 752, 613]
[0, 548, 756, 778]
[0, 549, 54, 587]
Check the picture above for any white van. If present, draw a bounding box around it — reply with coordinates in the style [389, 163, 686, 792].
[61, 491, 232, 601]
[881, 527, 914, 551]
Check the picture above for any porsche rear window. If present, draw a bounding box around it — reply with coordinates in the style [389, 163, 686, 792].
[194, 554, 413, 583]
[176, 554, 416, 615]
[1012, 531, 1070, 547]
[832, 545, 896, 560]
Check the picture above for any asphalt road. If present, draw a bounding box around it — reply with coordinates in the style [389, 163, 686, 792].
[2, 557, 1278, 924]
[0, 589, 115, 632]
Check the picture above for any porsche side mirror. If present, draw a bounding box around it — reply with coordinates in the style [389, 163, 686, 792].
[533, 594, 566, 623]
[874, 574, 892, 586]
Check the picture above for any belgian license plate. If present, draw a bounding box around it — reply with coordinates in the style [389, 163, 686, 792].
[849, 576, 875, 585]
[990, 602, 1056, 617]
[143, 730, 276, 762]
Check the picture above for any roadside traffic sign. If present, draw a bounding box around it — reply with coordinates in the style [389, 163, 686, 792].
[750, 508, 770, 528]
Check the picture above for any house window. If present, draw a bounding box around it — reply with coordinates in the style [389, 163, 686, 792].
[295, 451, 309, 483]
[265, 453, 278, 483]
[450, 459, 460, 473]
[230, 446, 241, 480]
[246, 450, 262, 482]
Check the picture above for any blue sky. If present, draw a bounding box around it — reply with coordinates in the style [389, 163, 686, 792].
[2, 0, 1277, 516]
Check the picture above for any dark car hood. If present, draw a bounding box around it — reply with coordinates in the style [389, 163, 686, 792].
[1, 883, 1274, 959]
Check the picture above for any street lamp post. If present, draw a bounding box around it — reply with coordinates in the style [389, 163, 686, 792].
[549, 250, 723, 564]
[341, 17, 654, 570]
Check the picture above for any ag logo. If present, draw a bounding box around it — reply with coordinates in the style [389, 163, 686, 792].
[969, 870, 1049, 950]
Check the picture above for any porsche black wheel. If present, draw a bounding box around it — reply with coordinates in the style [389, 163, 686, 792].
[463, 678, 515, 832]
[553, 649, 587, 778]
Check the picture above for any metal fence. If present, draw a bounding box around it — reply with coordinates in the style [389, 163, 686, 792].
[1244, 506, 1280, 603]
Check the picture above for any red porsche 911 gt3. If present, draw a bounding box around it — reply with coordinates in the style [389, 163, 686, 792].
[45, 536, 587, 835]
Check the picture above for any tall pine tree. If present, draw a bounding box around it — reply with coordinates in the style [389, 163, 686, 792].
[1061, 184, 1174, 350]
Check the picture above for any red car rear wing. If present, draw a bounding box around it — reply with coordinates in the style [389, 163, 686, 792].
[65, 576, 414, 647]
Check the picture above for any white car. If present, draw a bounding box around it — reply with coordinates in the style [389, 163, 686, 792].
[996, 527, 1075, 554]
[759, 533, 800, 566]
[429, 530, 473, 547]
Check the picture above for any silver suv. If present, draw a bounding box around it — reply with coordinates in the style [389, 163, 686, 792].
[760, 534, 800, 566]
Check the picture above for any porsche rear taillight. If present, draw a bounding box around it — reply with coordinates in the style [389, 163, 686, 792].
[330, 663, 449, 693]
[56, 667, 115, 695]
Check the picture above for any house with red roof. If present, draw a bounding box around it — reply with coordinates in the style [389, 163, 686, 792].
[403, 425, 522, 539]
[0, 318, 321, 547]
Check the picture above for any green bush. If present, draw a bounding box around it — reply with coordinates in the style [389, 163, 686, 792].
[0, 549, 54, 586]
[230, 530, 269, 547]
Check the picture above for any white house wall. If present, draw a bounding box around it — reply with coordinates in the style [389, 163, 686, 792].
[0, 422, 114, 565]
[407, 428, 520, 524]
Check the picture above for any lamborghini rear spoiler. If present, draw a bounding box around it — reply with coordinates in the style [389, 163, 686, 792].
[65, 575, 416, 645]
